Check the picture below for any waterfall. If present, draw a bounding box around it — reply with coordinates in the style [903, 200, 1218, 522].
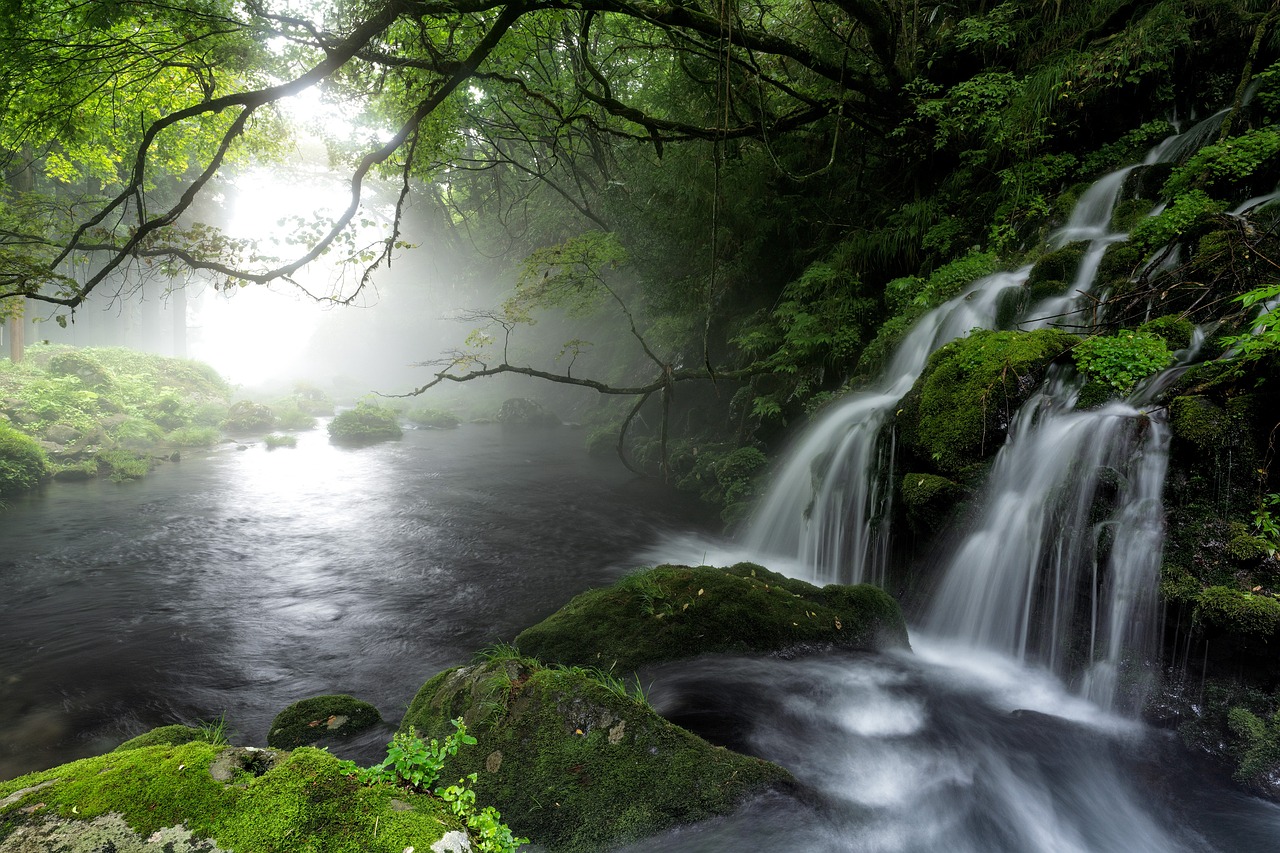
[920, 371, 1170, 711]
[739, 112, 1234, 710]
[740, 269, 1027, 585]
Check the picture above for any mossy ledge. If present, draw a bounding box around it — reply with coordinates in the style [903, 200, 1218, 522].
[514, 562, 910, 673]
[400, 658, 793, 853]
[0, 742, 462, 852]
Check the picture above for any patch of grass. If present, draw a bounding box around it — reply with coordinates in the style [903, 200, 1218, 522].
[96, 449, 150, 482]
[328, 402, 402, 443]
[263, 432, 298, 449]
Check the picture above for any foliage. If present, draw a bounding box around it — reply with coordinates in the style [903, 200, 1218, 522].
[263, 432, 297, 449]
[437, 774, 527, 853]
[1164, 128, 1280, 199]
[327, 402, 402, 443]
[1129, 190, 1228, 256]
[166, 425, 221, 447]
[1072, 330, 1173, 394]
[270, 404, 317, 430]
[1253, 493, 1280, 555]
[673, 444, 767, 522]
[0, 419, 48, 495]
[96, 449, 150, 482]
[1221, 283, 1280, 363]
[334, 719, 526, 852]
[344, 720, 475, 791]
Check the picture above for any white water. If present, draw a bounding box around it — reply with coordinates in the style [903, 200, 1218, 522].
[740, 269, 1027, 585]
[736, 113, 1236, 705]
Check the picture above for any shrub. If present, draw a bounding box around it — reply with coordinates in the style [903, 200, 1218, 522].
[1072, 330, 1172, 394]
[1194, 586, 1280, 636]
[166, 425, 221, 447]
[405, 405, 461, 429]
[328, 402, 402, 443]
[221, 400, 275, 432]
[263, 433, 298, 449]
[271, 404, 316, 430]
[0, 421, 49, 496]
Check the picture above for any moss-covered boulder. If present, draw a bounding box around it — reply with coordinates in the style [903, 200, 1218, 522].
[1025, 241, 1087, 302]
[514, 563, 908, 673]
[0, 742, 462, 852]
[0, 421, 49, 497]
[327, 402, 402, 443]
[221, 400, 274, 432]
[496, 397, 559, 426]
[896, 329, 1075, 477]
[900, 472, 967, 533]
[400, 658, 792, 853]
[267, 694, 383, 749]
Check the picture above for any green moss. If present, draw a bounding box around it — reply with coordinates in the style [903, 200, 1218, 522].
[96, 449, 151, 482]
[1170, 395, 1230, 450]
[1025, 242, 1086, 301]
[1160, 563, 1202, 604]
[1194, 586, 1280, 636]
[1228, 706, 1280, 790]
[0, 420, 49, 497]
[400, 659, 791, 853]
[113, 725, 207, 752]
[673, 445, 767, 521]
[900, 473, 965, 532]
[267, 695, 382, 749]
[0, 743, 461, 852]
[327, 403, 402, 443]
[1096, 243, 1143, 296]
[897, 329, 1075, 476]
[514, 563, 908, 673]
[222, 400, 275, 432]
[1138, 315, 1195, 350]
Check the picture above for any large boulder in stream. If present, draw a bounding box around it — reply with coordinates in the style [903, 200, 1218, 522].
[0, 741, 465, 852]
[496, 397, 560, 426]
[400, 657, 793, 853]
[514, 562, 910, 672]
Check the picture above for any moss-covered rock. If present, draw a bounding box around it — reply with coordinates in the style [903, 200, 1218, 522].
[1228, 706, 1280, 796]
[267, 694, 383, 749]
[896, 329, 1075, 477]
[1194, 586, 1280, 637]
[900, 472, 966, 533]
[327, 403, 402, 443]
[1025, 242, 1087, 302]
[400, 658, 792, 853]
[0, 742, 461, 852]
[113, 725, 207, 752]
[0, 421, 49, 497]
[220, 400, 275, 432]
[496, 398, 560, 426]
[1169, 393, 1238, 451]
[1138, 315, 1195, 350]
[514, 563, 908, 673]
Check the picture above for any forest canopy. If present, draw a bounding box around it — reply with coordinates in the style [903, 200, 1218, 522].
[2, 0, 1278, 464]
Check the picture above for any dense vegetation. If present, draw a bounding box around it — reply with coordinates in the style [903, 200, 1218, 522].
[4, 0, 1280, 821]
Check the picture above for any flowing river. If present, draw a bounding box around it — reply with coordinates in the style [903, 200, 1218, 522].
[1, 422, 1279, 851]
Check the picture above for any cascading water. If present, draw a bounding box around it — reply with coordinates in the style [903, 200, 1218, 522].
[740, 268, 1027, 586]
[740, 113, 1226, 693]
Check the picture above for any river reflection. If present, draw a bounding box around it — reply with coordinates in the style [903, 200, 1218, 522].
[0, 423, 706, 778]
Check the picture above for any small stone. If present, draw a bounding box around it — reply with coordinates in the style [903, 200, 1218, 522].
[485, 750, 503, 773]
[608, 721, 626, 745]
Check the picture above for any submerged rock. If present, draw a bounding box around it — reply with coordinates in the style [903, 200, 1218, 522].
[267, 693, 383, 749]
[400, 657, 792, 853]
[514, 562, 910, 672]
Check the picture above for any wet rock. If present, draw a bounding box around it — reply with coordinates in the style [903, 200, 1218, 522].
[515, 562, 910, 673]
[401, 658, 792, 852]
[496, 398, 560, 426]
[267, 693, 382, 749]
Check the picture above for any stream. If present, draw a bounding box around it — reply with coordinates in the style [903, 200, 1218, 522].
[1, 424, 1279, 850]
